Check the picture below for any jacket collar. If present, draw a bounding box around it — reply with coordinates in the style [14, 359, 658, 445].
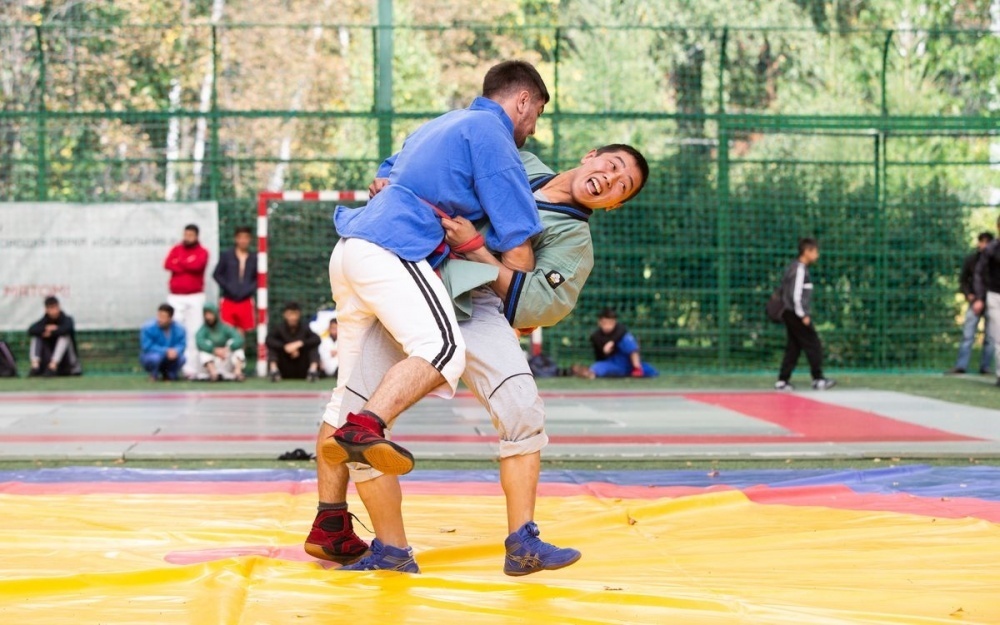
[469, 96, 514, 136]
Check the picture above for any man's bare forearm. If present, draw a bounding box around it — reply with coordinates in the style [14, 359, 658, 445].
[500, 242, 534, 273]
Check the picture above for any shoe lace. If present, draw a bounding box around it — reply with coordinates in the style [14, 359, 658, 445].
[349, 541, 384, 569]
[349, 512, 372, 534]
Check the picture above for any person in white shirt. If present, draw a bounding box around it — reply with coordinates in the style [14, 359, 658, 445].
[319, 317, 339, 378]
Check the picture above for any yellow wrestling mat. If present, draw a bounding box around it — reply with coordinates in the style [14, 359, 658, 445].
[2, 483, 999, 625]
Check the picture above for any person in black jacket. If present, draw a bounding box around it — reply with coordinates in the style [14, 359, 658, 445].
[265, 302, 321, 382]
[973, 215, 1000, 387]
[212, 226, 258, 335]
[949, 232, 994, 375]
[775, 238, 835, 391]
[27, 296, 82, 377]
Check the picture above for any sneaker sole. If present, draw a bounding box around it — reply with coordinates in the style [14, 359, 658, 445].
[303, 542, 368, 565]
[504, 551, 582, 577]
[319, 437, 415, 475]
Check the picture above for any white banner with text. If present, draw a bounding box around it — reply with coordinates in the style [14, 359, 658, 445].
[0, 202, 219, 331]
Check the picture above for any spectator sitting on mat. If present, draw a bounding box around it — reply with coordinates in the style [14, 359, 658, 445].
[27, 296, 82, 377]
[212, 226, 258, 336]
[266, 301, 321, 383]
[318, 317, 339, 379]
[140, 304, 187, 381]
[196, 303, 246, 382]
[572, 308, 658, 379]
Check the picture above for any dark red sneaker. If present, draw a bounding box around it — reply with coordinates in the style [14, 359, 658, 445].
[320, 413, 415, 475]
[303, 509, 369, 564]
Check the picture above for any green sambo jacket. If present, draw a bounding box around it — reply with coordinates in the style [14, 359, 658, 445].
[440, 151, 595, 330]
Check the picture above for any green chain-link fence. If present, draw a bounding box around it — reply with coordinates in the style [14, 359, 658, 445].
[1, 21, 998, 373]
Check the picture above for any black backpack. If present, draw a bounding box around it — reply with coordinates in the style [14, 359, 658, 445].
[528, 352, 559, 378]
[766, 289, 786, 324]
[0, 340, 17, 377]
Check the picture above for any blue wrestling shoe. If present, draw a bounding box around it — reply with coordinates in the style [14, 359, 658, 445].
[503, 521, 581, 576]
[338, 538, 420, 573]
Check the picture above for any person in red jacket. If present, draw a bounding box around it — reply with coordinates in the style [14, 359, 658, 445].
[164, 224, 209, 378]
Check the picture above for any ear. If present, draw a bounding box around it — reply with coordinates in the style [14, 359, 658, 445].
[516, 90, 532, 113]
[580, 149, 598, 165]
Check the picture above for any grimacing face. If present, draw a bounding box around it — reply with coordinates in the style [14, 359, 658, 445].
[571, 150, 642, 210]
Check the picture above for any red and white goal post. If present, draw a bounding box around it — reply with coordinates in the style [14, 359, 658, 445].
[255, 189, 544, 378]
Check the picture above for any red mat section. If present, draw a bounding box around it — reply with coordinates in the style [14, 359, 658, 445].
[685, 393, 978, 442]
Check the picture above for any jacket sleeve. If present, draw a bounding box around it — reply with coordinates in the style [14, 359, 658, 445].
[212, 254, 230, 293]
[265, 326, 285, 351]
[195, 326, 214, 353]
[170, 325, 187, 351]
[302, 328, 321, 350]
[792, 264, 808, 317]
[506, 224, 594, 329]
[27, 316, 46, 336]
[58, 315, 74, 338]
[168, 246, 208, 274]
[190, 247, 209, 274]
[227, 326, 245, 351]
[973, 243, 993, 302]
[140, 326, 166, 356]
[376, 152, 398, 178]
[471, 131, 543, 253]
[164, 245, 181, 272]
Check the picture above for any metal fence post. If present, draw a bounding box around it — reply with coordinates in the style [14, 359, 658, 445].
[209, 25, 221, 200]
[34, 25, 48, 201]
[552, 26, 561, 163]
[716, 29, 730, 369]
[375, 0, 394, 159]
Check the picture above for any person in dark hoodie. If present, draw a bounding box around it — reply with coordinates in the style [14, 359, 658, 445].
[27, 296, 81, 377]
[195, 303, 246, 382]
[572, 308, 658, 378]
[265, 301, 321, 382]
[775, 237, 836, 391]
[212, 226, 258, 336]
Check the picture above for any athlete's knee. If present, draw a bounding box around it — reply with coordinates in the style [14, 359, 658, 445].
[490, 374, 548, 458]
[347, 462, 385, 484]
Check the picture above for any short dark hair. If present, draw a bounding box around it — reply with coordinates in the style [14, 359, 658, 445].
[979, 231, 994, 243]
[158, 303, 175, 317]
[284, 301, 301, 313]
[44, 296, 59, 307]
[595, 144, 650, 201]
[235, 226, 252, 237]
[798, 237, 818, 255]
[329, 317, 338, 325]
[184, 224, 199, 235]
[598, 308, 617, 320]
[482, 60, 549, 104]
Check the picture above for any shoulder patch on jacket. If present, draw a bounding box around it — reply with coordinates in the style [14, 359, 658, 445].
[546, 271, 565, 289]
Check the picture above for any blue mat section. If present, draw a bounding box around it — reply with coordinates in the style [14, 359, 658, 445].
[3, 465, 1000, 500]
